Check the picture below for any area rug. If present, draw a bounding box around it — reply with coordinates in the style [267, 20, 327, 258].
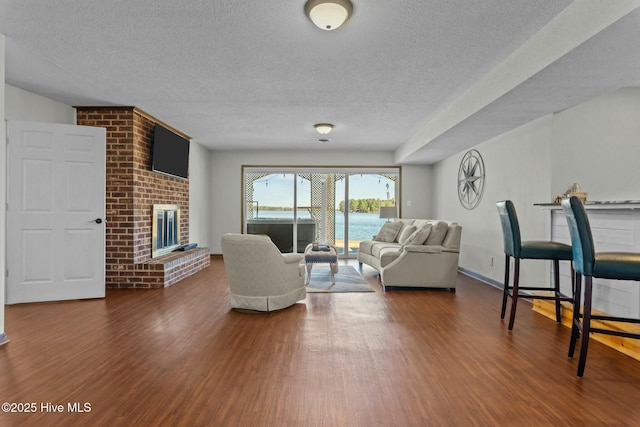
[305, 266, 374, 293]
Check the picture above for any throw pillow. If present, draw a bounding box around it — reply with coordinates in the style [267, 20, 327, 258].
[425, 221, 448, 246]
[372, 221, 403, 242]
[397, 225, 417, 245]
[402, 224, 432, 248]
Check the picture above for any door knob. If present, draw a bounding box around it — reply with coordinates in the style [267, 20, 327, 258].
[92, 218, 103, 224]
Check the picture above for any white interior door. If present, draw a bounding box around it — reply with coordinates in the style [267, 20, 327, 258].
[6, 120, 106, 304]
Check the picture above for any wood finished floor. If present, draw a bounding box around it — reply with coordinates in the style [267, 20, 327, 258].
[1, 258, 639, 427]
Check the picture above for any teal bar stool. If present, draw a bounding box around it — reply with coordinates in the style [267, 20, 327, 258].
[496, 200, 574, 330]
[561, 196, 640, 377]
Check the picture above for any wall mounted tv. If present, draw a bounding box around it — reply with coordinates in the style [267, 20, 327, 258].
[151, 124, 190, 179]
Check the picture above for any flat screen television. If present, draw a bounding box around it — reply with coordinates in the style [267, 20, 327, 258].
[151, 124, 190, 179]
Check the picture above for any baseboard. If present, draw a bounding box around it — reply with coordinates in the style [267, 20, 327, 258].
[533, 300, 640, 362]
[458, 267, 503, 289]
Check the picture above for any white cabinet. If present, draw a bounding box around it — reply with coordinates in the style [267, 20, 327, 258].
[539, 202, 640, 318]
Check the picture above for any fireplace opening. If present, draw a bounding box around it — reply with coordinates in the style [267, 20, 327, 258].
[152, 204, 181, 257]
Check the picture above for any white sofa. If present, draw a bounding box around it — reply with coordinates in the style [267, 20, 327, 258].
[357, 219, 462, 290]
[221, 233, 306, 311]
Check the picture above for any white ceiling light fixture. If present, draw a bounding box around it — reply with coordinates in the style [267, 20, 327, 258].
[314, 123, 334, 135]
[305, 0, 353, 31]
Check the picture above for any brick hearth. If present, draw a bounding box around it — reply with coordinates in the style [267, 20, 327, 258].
[76, 107, 209, 288]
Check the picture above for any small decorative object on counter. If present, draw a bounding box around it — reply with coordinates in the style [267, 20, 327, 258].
[567, 182, 588, 203]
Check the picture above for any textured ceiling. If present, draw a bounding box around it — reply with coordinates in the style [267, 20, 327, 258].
[1, 1, 639, 163]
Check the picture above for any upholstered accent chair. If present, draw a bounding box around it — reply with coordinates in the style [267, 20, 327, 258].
[562, 196, 640, 377]
[221, 233, 306, 312]
[496, 200, 574, 330]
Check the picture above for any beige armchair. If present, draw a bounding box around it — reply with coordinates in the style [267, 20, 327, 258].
[221, 233, 306, 312]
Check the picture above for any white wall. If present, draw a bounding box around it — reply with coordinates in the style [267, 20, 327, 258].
[550, 87, 640, 200]
[208, 150, 432, 253]
[1, 35, 6, 342]
[188, 140, 212, 249]
[432, 87, 640, 288]
[5, 84, 75, 124]
[400, 164, 434, 219]
[433, 114, 553, 286]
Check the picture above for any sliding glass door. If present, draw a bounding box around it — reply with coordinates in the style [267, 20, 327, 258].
[332, 174, 347, 255]
[346, 173, 396, 256]
[245, 172, 296, 252]
[295, 173, 319, 253]
[243, 167, 400, 257]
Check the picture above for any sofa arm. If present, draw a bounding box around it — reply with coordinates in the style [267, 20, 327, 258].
[281, 253, 305, 278]
[381, 248, 460, 288]
[404, 245, 442, 254]
[282, 253, 304, 264]
[442, 248, 460, 254]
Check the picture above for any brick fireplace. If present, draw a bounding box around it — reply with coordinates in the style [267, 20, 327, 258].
[76, 107, 209, 288]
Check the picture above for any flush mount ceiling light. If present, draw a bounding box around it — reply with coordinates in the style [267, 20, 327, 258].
[314, 123, 334, 135]
[305, 0, 353, 31]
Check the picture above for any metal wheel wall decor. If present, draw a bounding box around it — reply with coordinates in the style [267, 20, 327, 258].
[457, 149, 485, 210]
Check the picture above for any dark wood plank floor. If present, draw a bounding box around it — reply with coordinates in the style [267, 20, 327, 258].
[1, 258, 639, 426]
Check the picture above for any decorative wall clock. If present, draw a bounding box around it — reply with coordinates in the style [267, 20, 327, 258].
[457, 149, 485, 210]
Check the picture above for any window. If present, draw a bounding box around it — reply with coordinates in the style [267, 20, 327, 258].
[243, 166, 400, 257]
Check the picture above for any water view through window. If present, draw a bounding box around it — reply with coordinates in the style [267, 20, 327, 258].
[244, 168, 399, 257]
[254, 210, 386, 251]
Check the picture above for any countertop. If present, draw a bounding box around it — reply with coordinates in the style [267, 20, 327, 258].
[535, 200, 640, 207]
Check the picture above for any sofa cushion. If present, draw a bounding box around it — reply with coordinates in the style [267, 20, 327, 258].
[393, 220, 415, 242]
[372, 242, 401, 258]
[373, 221, 403, 242]
[397, 225, 417, 245]
[379, 247, 402, 267]
[401, 224, 432, 249]
[425, 221, 449, 246]
[412, 219, 431, 229]
[358, 240, 377, 256]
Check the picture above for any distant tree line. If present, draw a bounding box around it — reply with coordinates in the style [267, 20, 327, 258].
[258, 199, 395, 213]
[259, 206, 293, 211]
[338, 198, 395, 213]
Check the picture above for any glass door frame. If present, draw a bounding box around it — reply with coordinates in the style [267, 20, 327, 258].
[242, 166, 402, 258]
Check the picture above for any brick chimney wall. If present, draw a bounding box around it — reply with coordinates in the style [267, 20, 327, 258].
[76, 107, 200, 288]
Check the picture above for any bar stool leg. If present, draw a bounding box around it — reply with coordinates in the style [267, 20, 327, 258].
[553, 259, 562, 323]
[577, 276, 593, 377]
[508, 258, 521, 330]
[568, 272, 582, 358]
[501, 254, 511, 320]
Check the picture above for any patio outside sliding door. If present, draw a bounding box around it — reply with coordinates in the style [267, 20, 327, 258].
[245, 172, 296, 252]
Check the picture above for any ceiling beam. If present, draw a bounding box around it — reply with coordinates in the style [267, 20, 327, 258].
[395, 0, 640, 164]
